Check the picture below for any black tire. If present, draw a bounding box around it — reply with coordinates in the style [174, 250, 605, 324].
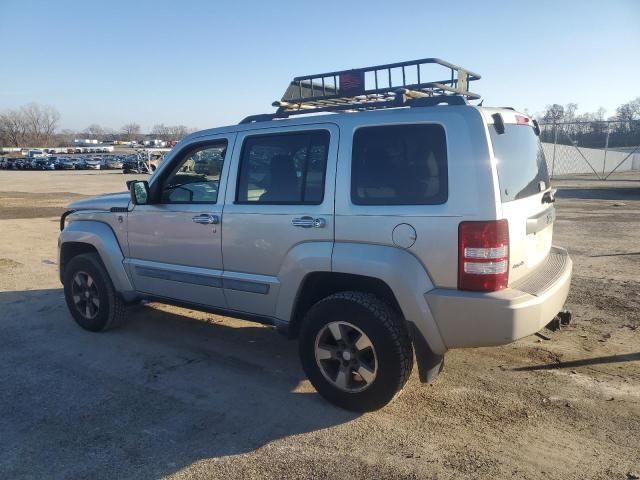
[299, 291, 413, 412]
[63, 253, 127, 332]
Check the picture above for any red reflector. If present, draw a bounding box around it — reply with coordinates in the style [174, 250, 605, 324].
[515, 115, 530, 125]
[458, 220, 509, 292]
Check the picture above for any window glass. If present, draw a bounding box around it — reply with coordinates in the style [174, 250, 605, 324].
[161, 142, 227, 203]
[489, 124, 550, 202]
[237, 131, 329, 204]
[351, 124, 448, 205]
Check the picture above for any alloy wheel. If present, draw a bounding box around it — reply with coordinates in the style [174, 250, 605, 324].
[314, 321, 378, 393]
[71, 271, 100, 319]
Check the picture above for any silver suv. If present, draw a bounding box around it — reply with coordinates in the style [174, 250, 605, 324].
[58, 59, 572, 411]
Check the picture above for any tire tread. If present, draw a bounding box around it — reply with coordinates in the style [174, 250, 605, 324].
[64, 252, 127, 331]
[302, 291, 413, 410]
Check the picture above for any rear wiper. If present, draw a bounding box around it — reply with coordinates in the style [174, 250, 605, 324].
[542, 189, 557, 204]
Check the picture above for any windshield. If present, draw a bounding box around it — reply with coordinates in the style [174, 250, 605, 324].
[490, 124, 550, 202]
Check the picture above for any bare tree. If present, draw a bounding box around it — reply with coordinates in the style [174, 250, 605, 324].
[151, 123, 170, 141]
[0, 109, 28, 146]
[151, 123, 190, 142]
[0, 103, 60, 146]
[21, 103, 60, 145]
[615, 98, 640, 122]
[564, 103, 578, 121]
[83, 124, 105, 140]
[542, 104, 565, 123]
[101, 127, 119, 142]
[55, 129, 77, 147]
[169, 125, 189, 140]
[121, 122, 141, 141]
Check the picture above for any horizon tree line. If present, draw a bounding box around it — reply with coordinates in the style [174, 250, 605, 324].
[0, 105, 196, 148]
[1, 98, 639, 149]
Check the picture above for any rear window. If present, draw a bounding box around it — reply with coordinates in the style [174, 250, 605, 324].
[490, 124, 550, 202]
[351, 124, 448, 205]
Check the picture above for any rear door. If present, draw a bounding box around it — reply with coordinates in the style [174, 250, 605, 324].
[487, 113, 554, 284]
[221, 124, 338, 318]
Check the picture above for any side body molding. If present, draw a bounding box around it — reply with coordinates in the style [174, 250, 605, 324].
[331, 242, 447, 355]
[59, 220, 135, 295]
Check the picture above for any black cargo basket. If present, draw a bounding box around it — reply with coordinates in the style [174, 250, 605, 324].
[240, 58, 481, 124]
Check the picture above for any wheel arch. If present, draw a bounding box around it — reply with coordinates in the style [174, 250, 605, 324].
[59, 242, 99, 281]
[287, 271, 402, 339]
[58, 220, 135, 296]
[328, 242, 447, 356]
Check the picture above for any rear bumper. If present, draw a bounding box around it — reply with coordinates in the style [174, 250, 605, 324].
[426, 247, 572, 348]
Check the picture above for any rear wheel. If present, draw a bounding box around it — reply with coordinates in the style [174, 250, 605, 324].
[63, 253, 126, 332]
[299, 292, 413, 411]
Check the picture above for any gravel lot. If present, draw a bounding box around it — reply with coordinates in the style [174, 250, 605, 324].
[1, 170, 639, 479]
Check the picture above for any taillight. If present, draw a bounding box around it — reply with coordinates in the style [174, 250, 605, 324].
[458, 220, 509, 292]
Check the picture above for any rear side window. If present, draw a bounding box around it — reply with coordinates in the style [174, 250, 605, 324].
[351, 124, 448, 205]
[236, 131, 329, 204]
[490, 125, 550, 202]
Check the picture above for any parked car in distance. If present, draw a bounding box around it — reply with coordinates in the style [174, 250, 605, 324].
[32, 157, 56, 170]
[14, 158, 29, 169]
[59, 158, 77, 170]
[4, 158, 19, 169]
[103, 157, 123, 169]
[83, 158, 101, 170]
[122, 157, 151, 174]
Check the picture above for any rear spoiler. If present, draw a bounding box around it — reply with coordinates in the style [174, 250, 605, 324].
[490, 113, 541, 136]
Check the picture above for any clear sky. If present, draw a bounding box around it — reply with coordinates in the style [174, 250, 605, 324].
[1, 0, 638, 131]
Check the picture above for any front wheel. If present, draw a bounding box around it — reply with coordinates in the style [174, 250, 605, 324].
[63, 253, 127, 332]
[299, 292, 413, 412]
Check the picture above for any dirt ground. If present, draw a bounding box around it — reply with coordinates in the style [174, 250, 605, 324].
[1, 170, 639, 480]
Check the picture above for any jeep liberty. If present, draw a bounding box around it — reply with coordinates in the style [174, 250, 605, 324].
[59, 58, 572, 411]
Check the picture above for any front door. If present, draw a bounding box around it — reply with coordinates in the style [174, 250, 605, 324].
[221, 124, 338, 318]
[126, 134, 234, 307]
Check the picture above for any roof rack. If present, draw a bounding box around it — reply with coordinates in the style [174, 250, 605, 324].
[240, 58, 481, 124]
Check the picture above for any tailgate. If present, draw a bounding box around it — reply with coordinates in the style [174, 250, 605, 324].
[502, 197, 554, 284]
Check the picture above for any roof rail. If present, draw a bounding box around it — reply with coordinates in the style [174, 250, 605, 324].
[239, 58, 481, 124]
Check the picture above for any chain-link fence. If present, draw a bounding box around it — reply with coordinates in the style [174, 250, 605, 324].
[539, 120, 640, 179]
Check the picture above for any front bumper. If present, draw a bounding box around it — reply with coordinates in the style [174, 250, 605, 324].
[427, 247, 572, 349]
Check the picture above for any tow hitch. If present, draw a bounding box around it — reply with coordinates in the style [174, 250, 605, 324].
[546, 310, 573, 332]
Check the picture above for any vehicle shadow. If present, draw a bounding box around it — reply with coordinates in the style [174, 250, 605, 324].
[0, 289, 358, 479]
[556, 186, 640, 201]
[512, 352, 640, 371]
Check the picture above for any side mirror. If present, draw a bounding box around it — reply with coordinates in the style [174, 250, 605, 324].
[129, 180, 150, 205]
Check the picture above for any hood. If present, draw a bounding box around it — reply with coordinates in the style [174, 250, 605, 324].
[68, 192, 130, 211]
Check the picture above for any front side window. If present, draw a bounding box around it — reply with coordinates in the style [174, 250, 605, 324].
[351, 124, 448, 205]
[236, 131, 329, 204]
[161, 141, 227, 203]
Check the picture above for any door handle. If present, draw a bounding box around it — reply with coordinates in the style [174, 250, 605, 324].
[192, 214, 219, 225]
[292, 216, 326, 228]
